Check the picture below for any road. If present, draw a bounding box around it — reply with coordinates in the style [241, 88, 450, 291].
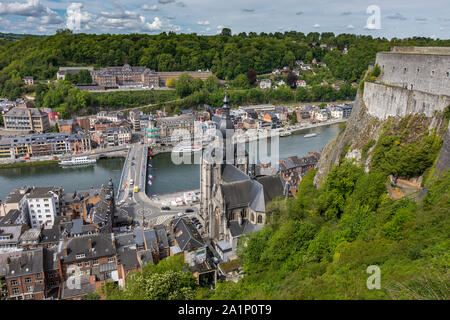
[115, 141, 200, 227]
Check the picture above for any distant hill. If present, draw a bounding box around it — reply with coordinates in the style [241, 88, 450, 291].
[0, 32, 45, 40]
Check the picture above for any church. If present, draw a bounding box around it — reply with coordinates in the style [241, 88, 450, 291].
[199, 93, 285, 260]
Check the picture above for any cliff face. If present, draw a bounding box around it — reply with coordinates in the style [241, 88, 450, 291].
[314, 85, 450, 187]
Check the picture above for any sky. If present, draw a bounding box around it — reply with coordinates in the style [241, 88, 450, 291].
[0, 0, 448, 39]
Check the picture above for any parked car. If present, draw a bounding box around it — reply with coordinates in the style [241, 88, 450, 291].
[177, 212, 184, 217]
[185, 208, 194, 213]
[161, 206, 171, 211]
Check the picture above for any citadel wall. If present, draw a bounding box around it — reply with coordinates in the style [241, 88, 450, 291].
[376, 48, 450, 96]
[363, 82, 450, 120]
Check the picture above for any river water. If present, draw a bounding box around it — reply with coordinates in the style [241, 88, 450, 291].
[0, 123, 340, 200]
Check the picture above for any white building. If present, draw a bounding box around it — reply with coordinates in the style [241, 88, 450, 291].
[259, 79, 272, 90]
[315, 110, 330, 122]
[330, 106, 343, 119]
[26, 187, 60, 228]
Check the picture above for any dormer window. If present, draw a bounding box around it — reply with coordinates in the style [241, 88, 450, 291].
[75, 253, 86, 259]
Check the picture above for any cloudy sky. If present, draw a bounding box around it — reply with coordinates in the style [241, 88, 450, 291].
[0, 0, 448, 39]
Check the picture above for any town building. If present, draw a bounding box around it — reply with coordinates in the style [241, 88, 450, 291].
[3, 106, 50, 133]
[23, 77, 34, 85]
[4, 248, 46, 300]
[26, 186, 62, 228]
[91, 64, 158, 89]
[259, 79, 272, 90]
[129, 110, 141, 132]
[0, 133, 91, 159]
[56, 67, 94, 80]
[147, 114, 195, 146]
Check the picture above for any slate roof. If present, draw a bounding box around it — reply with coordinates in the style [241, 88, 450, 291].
[155, 227, 169, 250]
[28, 187, 57, 199]
[58, 233, 115, 263]
[0, 209, 21, 225]
[172, 217, 205, 251]
[256, 175, 285, 203]
[5, 247, 44, 278]
[116, 247, 139, 271]
[0, 224, 22, 246]
[60, 275, 96, 300]
[43, 247, 59, 271]
[221, 164, 251, 183]
[133, 228, 158, 251]
[5, 107, 47, 118]
[229, 219, 263, 238]
[137, 249, 154, 266]
[114, 232, 135, 249]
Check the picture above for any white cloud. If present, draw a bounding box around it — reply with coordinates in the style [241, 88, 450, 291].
[387, 13, 407, 20]
[41, 7, 63, 25]
[141, 4, 158, 12]
[346, 24, 354, 29]
[66, 2, 93, 31]
[197, 20, 210, 26]
[158, 0, 175, 4]
[0, 0, 45, 17]
[142, 16, 163, 31]
[314, 23, 320, 28]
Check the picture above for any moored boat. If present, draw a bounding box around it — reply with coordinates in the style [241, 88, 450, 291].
[59, 156, 96, 166]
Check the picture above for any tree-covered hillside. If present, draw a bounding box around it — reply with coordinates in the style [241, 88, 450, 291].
[1, 30, 449, 100]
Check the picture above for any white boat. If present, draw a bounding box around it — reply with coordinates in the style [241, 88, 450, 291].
[59, 156, 97, 166]
[304, 133, 317, 138]
[172, 145, 201, 153]
[278, 129, 292, 137]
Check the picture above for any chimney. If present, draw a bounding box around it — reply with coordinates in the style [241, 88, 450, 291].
[238, 212, 243, 225]
[64, 248, 68, 256]
[88, 238, 93, 249]
[194, 234, 199, 239]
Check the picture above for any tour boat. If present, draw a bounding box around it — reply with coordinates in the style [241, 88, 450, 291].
[59, 156, 97, 166]
[172, 145, 201, 153]
[304, 133, 318, 138]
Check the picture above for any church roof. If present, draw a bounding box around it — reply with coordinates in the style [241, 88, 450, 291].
[222, 164, 250, 183]
[229, 219, 263, 238]
[256, 175, 285, 203]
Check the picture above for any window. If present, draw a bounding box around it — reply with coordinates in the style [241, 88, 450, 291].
[257, 215, 263, 224]
[10, 280, 18, 286]
[431, 70, 435, 76]
[77, 262, 83, 267]
[12, 288, 19, 295]
[108, 257, 115, 263]
[24, 278, 31, 284]
[84, 261, 90, 267]
[93, 259, 99, 265]
[447, 72, 449, 78]
[27, 286, 33, 292]
[36, 273, 42, 279]
[76, 254, 86, 259]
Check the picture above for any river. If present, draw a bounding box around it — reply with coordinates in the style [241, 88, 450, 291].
[0, 123, 340, 200]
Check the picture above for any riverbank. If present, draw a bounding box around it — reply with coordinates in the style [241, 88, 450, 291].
[150, 118, 348, 155]
[0, 160, 58, 169]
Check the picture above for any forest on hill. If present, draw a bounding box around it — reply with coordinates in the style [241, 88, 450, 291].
[1, 30, 449, 107]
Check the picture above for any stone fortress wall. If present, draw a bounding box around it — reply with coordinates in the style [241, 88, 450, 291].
[375, 46, 450, 96]
[363, 46, 450, 120]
